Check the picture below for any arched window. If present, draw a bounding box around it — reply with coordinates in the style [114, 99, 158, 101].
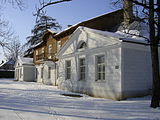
[77, 41, 87, 50]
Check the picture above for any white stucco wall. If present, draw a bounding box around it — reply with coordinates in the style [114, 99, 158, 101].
[36, 62, 57, 85]
[58, 45, 122, 100]
[23, 65, 36, 82]
[36, 65, 43, 83]
[58, 28, 123, 100]
[15, 65, 35, 82]
[121, 42, 152, 99]
[15, 57, 35, 82]
[43, 61, 57, 85]
[17, 67, 23, 81]
[57, 27, 154, 100]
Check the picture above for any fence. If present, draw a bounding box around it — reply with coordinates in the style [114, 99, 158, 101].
[0, 71, 14, 78]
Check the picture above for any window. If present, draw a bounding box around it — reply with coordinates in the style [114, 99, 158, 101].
[48, 44, 52, 59]
[48, 67, 51, 79]
[65, 60, 71, 80]
[56, 65, 59, 79]
[15, 69, 17, 79]
[77, 41, 87, 50]
[79, 58, 86, 80]
[19, 68, 22, 78]
[57, 41, 61, 51]
[17, 69, 19, 79]
[41, 68, 43, 79]
[35, 68, 38, 79]
[36, 50, 38, 55]
[96, 55, 105, 81]
[42, 48, 44, 60]
[79, 42, 87, 49]
[36, 50, 38, 61]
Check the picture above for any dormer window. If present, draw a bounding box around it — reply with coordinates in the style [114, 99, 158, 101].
[77, 41, 87, 51]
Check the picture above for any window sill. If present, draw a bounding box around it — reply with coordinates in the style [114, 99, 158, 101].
[77, 48, 85, 52]
[95, 80, 106, 82]
[78, 79, 85, 81]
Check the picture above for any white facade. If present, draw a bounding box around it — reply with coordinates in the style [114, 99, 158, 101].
[121, 42, 152, 98]
[57, 26, 152, 100]
[36, 61, 57, 85]
[15, 57, 36, 82]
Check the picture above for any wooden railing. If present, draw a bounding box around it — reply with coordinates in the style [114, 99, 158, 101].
[36, 53, 57, 61]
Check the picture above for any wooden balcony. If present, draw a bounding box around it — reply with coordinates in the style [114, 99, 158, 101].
[36, 53, 57, 62]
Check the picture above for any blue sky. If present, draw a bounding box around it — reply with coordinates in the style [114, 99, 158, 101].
[0, 0, 117, 62]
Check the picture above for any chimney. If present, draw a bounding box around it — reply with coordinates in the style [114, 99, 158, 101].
[67, 25, 72, 28]
[123, 0, 134, 25]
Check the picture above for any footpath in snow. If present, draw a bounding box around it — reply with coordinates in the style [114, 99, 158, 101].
[0, 78, 160, 120]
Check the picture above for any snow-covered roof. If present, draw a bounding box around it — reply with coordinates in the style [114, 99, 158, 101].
[57, 25, 150, 58]
[31, 41, 43, 49]
[46, 29, 56, 34]
[0, 59, 15, 68]
[18, 56, 33, 65]
[118, 21, 149, 40]
[81, 24, 149, 44]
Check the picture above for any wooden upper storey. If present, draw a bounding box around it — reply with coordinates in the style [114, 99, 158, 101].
[33, 9, 123, 65]
[33, 30, 57, 64]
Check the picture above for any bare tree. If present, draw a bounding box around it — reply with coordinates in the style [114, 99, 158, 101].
[112, 0, 160, 108]
[0, 0, 25, 55]
[3, 37, 23, 61]
[0, 0, 25, 10]
[0, 14, 13, 49]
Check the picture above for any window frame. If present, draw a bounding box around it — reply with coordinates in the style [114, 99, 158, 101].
[35, 68, 38, 79]
[20, 68, 22, 78]
[65, 60, 71, 80]
[48, 44, 52, 58]
[41, 67, 43, 79]
[48, 67, 51, 79]
[42, 48, 44, 60]
[95, 55, 105, 81]
[79, 57, 86, 80]
[77, 41, 87, 51]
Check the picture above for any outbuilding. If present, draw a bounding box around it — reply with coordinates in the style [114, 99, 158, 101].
[15, 56, 36, 82]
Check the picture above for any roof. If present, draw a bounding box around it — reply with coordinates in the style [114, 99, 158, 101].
[118, 20, 149, 40]
[0, 59, 15, 68]
[18, 56, 33, 65]
[32, 29, 57, 49]
[54, 9, 123, 39]
[82, 26, 149, 44]
[57, 25, 149, 57]
[30, 9, 123, 51]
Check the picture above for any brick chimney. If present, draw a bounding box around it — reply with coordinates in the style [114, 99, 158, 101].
[123, 0, 134, 25]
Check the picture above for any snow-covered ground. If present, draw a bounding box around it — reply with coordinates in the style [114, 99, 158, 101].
[0, 79, 160, 120]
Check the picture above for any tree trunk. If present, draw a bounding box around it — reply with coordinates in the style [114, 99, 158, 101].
[123, 0, 134, 25]
[150, 0, 160, 108]
[150, 45, 160, 108]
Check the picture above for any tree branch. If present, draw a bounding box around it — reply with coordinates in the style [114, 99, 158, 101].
[34, 0, 72, 22]
[128, 0, 159, 12]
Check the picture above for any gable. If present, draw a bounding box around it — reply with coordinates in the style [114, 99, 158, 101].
[57, 27, 121, 58]
[15, 59, 22, 68]
[62, 30, 83, 56]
